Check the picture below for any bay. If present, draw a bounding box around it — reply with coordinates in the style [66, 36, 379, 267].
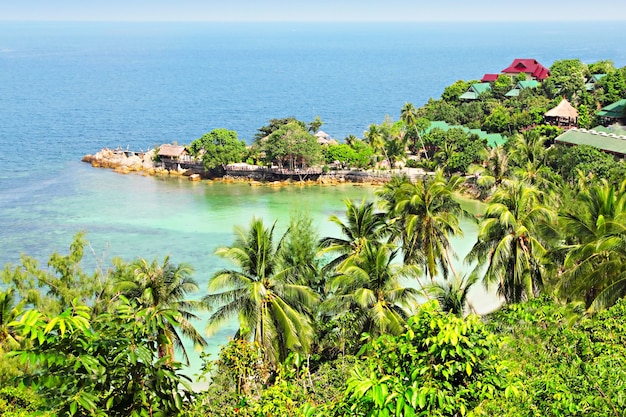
[1, 21, 625, 377]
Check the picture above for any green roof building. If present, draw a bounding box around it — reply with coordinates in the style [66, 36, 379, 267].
[426, 121, 506, 147]
[585, 74, 607, 91]
[555, 126, 626, 156]
[459, 83, 491, 100]
[597, 99, 626, 121]
[505, 80, 540, 97]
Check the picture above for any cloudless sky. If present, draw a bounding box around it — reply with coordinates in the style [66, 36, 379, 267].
[3, 0, 626, 22]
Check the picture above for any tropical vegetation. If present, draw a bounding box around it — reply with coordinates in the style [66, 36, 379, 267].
[2, 57, 626, 415]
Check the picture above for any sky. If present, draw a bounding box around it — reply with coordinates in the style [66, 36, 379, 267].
[3, 0, 626, 22]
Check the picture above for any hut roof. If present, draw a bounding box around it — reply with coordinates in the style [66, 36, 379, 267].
[545, 98, 578, 119]
[158, 144, 186, 157]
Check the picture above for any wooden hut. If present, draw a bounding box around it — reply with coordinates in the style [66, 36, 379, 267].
[157, 144, 188, 170]
[545, 98, 578, 129]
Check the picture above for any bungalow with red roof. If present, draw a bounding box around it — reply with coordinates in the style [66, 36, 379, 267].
[481, 73, 500, 83]
[501, 58, 550, 81]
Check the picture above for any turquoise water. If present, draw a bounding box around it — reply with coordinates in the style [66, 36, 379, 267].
[1, 21, 625, 376]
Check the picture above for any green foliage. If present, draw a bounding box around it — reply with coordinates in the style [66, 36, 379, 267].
[595, 66, 626, 105]
[588, 60, 615, 75]
[8, 300, 193, 417]
[254, 116, 307, 141]
[348, 139, 375, 169]
[342, 300, 508, 416]
[187, 128, 247, 170]
[492, 74, 514, 98]
[440, 80, 472, 103]
[422, 128, 487, 174]
[324, 143, 358, 166]
[0, 387, 54, 417]
[1, 232, 104, 316]
[549, 59, 588, 104]
[548, 144, 624, 184]
[480, 297, 626, 416]
[483, 105, 511, 133]
[308, 116, 324, 133]
[259, 121, 323, 169]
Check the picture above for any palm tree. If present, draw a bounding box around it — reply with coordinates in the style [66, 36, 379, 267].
[364, 123, 389, 166]
[318, 198, 389, 272]
[400, 103, 430, 159]
[508, 130, 548, 168]
[425, 273, 479, 316]
[115, 256, 207, 365]
[322, 242, 422, 337]
[203, 218, 318, 366]
[0, 288, 24, 353]
[466, 180, 555, 303]
[558, 180, 626, 311]
[385, 171, 469, 284]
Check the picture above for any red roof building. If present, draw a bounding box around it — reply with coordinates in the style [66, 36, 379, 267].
[481, 73, 500, 82]
[501, 58, 550, 80]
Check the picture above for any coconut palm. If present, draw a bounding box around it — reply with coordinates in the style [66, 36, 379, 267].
[425, 273, 479, 316]
[508, 130, 548, 168]
[0, 288, 24, 353]
[466, 180, 555, 303]
[512, 161, 562, 204]
[318, 198, 389, 272]
[386, 170, 470, 283]
[558, 180, 626, 311]
[115, 256, 206, 365]
[400, 103, 430, 159]
[204, 218, 318, 366]
[322, 242, 422, 337]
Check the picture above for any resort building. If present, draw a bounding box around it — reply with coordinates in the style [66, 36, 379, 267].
[481, 73, 500, 83]
[501, 58, 550, 81]
[479, 58, 550, 85]
[555, 126, 626, 157]
[585, 74, 607, 91]
[505, 80, 540, 97]
[426, 121, 505, 147]
[315, 130, 338, 145]
[157, 144, 192, 170]
[597, 99, 626, 125]
[459, 83, 491, 100]
[544, 98, 578, 129]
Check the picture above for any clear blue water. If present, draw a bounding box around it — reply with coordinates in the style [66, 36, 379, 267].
[1, 21, 624, 377]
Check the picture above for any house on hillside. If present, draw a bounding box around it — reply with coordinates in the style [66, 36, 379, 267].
[505, 80, 540, 97]
[481, 73, 500, 83]
[597, 99, 626, 125]
[459, 83, 491, 100]
[501, 58, 550, 81]
[545, 98, 578, 129]
[426, 121, 505, 147]
[585, 74, 607, 91]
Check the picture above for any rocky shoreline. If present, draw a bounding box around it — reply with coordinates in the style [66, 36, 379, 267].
[82, 148, 429, 186]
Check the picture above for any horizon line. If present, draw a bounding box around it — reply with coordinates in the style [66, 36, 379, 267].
[3, 18, 626, 23]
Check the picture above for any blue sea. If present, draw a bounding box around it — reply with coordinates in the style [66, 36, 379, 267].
[1, 21, 625, 377]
